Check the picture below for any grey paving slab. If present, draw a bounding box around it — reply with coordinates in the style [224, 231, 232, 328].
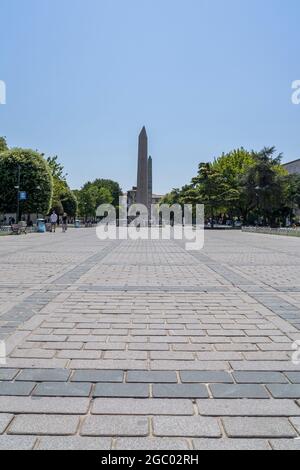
[0, 435, 37, 450]
[0, 369, 19, 381]
[180, 371, 233, 383]
[71, 370, 124, 383]
[33, 382, 92, 397]
[0, 382, 36, 396]
[92, 398, 194, 415]
[233, 371, 288, 384]
[193, 439, 271, 450]
[16, 368, 71, 382]
[8, 415, 80, 436]
[115, 438, 190, 450]
[210, 384, 269, 399]
[284, 372, 300, 383]
[267, 384, 300, 399]
[197, 399, 300, 416]
[127, 371, 177, 383]
[153, 384, 209, 398]
[153, 416, 221, 437]
[0, 396, 90, 414]
[291, 417, 300, 434]
[36, 436, 111, 450]
[81, 416, 149, 437]
[270, 439, 300, 450]
[222, 417, 297, 438]
[93, 383, 149, 398]
[0, 414, 14, 434]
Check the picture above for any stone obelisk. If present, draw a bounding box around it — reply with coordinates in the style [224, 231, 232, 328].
[136, 127, 148, 208]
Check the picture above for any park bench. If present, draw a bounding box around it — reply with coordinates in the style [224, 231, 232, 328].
[11, 222, 27, 235]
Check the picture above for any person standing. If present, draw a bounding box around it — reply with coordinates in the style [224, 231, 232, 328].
[62, 213, 68, 233]
[50, 210, 58, 233]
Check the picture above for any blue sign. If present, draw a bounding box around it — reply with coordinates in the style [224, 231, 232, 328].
[19, 191, 27, 201]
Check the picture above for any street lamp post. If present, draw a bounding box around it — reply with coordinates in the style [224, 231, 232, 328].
[14, 165, 21, 224]
[36, 185, 41, 221]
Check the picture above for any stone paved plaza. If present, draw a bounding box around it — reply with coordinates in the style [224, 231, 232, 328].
[0, 228, 300, 450]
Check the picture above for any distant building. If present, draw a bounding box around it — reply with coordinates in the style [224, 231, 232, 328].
[152, 194, 164, 204]
[283, 158, 300, 175]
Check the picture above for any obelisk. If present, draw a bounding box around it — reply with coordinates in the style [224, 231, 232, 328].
[136, 127, 148, 208]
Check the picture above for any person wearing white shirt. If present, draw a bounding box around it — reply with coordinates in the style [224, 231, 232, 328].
[50, 211, 58, 233]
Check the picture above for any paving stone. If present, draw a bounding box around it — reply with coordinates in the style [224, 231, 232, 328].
[93, 383, 149, 398]
[33, 382, 92, 397]
[284, 372, 300, 384]
[0, 396, 89, 414]
[16, 368, 71, 382]
[0, 436, 37, 450]
[267, 384, 300, 398]
[81, 416, 149, 436]
[115, 438, 190, 450]
[92, 398, 194, 415]
[233, 371, 287, 384]
[210, 384, 269, 399]
[0, 369, 19, 381]
[8, 415, 80, 436]
[71, 370, 124, 383]
[151, 360, 229, 371]
[290, 417, 300, 433]
[270, 439, 300, 450]
[0, 382, 36, 396]
[153, 384, 208, 398]
[127, 371, 177, 383]
[230, 361, 300, 371]
[222, 417, 297, 438]
[153, 416, 221, 437]
[0, 414, 14, 433]
[193, 439, 270, 450]
[69, 360, 148, 370]
[36, 436, 111, 450]
[180, 371, 233, 383]
[197, 399, 300, 416]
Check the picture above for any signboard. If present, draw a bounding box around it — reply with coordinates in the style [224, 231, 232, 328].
[19, 191, 27, 201]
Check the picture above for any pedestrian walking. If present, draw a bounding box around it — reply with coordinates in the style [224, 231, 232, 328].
[50, 210, 58, 233]
[62, 213, 68, 232]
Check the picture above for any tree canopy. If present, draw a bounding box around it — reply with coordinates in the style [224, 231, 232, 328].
[47, 156, 78, 217]
[162, 147, 299, 227]
[0, 148, 53, 216]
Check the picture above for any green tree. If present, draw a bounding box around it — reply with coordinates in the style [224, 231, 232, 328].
[47, 156, 77, 217]
[160, 188, 182, 205]
[61, 188, 78, 217]
[212, 148, 255, 221]
[0, 148, 53, 216]
[241, 147, 288, 225]
[186, 162, 238, 226]
[46, 156, 67, 180]
[82, 179, 121, 207]
[0, 137, 8, 152]
[77, 186, 113, 220]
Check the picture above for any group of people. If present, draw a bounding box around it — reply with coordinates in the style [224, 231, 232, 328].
[49, 211, 68, 233]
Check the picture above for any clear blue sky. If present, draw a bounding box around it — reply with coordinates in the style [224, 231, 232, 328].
[0, 0, 299, 194]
